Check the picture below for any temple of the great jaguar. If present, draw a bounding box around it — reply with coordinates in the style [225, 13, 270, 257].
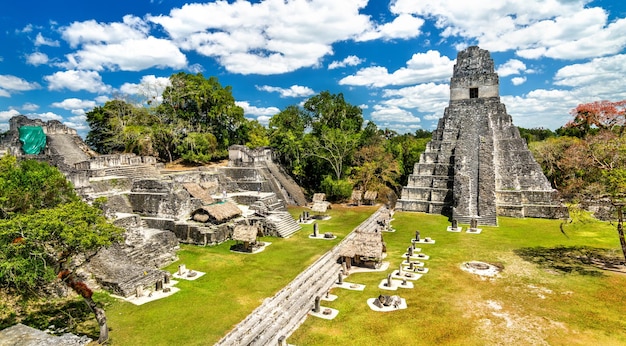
[396, 46, 568, 226]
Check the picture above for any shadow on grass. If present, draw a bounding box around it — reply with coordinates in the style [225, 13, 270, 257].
[0, 293, 103, 340]
[514, 246, 626, 276]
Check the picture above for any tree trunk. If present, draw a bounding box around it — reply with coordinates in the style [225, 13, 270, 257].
[84, 296, 109, 344]
[616, 204, 626, 262]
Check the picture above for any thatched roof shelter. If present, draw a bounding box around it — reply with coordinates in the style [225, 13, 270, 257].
[351, 190, 363, 204]
[339, 232, 384, 259]
[233, 225, 258, 243]
[364, 190, 378, 201]
[191, 202, 242, 223]
[183, 182, 214, 204]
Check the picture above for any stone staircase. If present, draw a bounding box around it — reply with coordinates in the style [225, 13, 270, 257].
[47, 134, 90, 166]
[452, 214, 497, 226]
[266, 212, 301, 238]
[216, 207, 388, 346]
[115, 215, 179, 268]
[264, 161, 307, 206]
[259, 194, 286, 212]
[99, 165, 161, 180]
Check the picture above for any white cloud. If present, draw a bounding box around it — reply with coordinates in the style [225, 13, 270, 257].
[236, 101, 280, 117]
[26, 52, 49, 66]
[21, 103, 39, 111]
[357, 14, 424, 41]
[0, 75, 41, 96]
[328, 55, 365, 70]
[511, 77, 527, 85]
[51, 98, 97, 110]
[236, 101, 279, 126]
[19, 24, 34, 34]
[0, 109, 20, 121]
[64, 114, 89, 131]
[44, 70, 110, 93]
[497, 59, 527, 77]
[554, 54, 626, 91]
[256, 85, 315, 98]
[365, 83, 449, 130]
[95, 95, 110, 104]
[423, 113, 441, 121]
[61, 15, 149, 48]
[149, 0, 372, 74]
[59, 15, 186, 72]
[391, 0, 626, 60]
[64, 37, 187, 72]
[26, 111, 63, 122]
[35, 32, 60, 47]
[119, 75, 171, 103]
[381, 83, 450, 113]
[340, 50, 454, 87]
[371, 104, 422, 123]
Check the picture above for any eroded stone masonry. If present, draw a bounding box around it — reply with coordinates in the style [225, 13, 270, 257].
[396, 46, 568, 225]
[0, 116, 304, 297]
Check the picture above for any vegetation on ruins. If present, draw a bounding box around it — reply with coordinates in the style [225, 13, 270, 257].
[83, 72, 625, 211]
[86, 72, 249, 164]
[0, 156, 124, 343]
[85, 77, 430, 201]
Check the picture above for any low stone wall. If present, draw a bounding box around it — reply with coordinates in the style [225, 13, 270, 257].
[228, 145, 273, 167]
[172, 222, 233, 245]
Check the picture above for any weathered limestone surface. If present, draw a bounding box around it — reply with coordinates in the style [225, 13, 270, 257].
[397, 46, 568, 225]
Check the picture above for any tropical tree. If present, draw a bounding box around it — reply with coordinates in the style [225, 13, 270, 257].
[0, 201, 123, 343]
[351, 144, 400, 195]
[0, 156, 124, 343]
[0, 155, 77, 218]
[269, 105, 308, 180]
[303, 91, 363, 134]
[245, 120, 270, 148]
[518, 127, 556, 143]
[565, 99, 626, 137]
[302, 91, 364, 184]
[386, 132, 430, 187]
[529, 136, 582, 193]
[306, 127, 360, 181]
[85, 100, 137, 154]
[158, 72, 246, 152]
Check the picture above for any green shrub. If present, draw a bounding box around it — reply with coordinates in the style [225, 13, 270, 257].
[320, 176, 353, 201]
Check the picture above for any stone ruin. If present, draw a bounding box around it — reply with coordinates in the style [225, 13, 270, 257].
[397, 46, 568, 225]
[0, 116, 305, 297]
[372, 294, 402, 309]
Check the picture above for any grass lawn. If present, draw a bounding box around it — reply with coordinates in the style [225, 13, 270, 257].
[104, 205, 378, 345]
[104, 206, 626, 345]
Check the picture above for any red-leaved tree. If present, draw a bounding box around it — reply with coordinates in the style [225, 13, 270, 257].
[566, 100, 626, 137]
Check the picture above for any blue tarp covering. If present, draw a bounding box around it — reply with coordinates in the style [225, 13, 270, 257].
[18, 126, 46, 155]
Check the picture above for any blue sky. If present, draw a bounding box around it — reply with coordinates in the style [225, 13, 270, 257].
[1, 0, 625, 137]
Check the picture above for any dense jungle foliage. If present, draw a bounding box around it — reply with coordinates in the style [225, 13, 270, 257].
[85, 72, 626, 205]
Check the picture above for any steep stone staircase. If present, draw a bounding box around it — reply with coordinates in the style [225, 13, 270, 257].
[264, 161, 307, 206]
[47, 134, 90, 166]
[266, 212, 301, 238]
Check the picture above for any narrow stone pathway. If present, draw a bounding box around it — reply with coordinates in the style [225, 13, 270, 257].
[215, 206, 388, 346]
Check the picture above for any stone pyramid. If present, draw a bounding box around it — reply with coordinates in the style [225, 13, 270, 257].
[396, 46, 567, 226]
